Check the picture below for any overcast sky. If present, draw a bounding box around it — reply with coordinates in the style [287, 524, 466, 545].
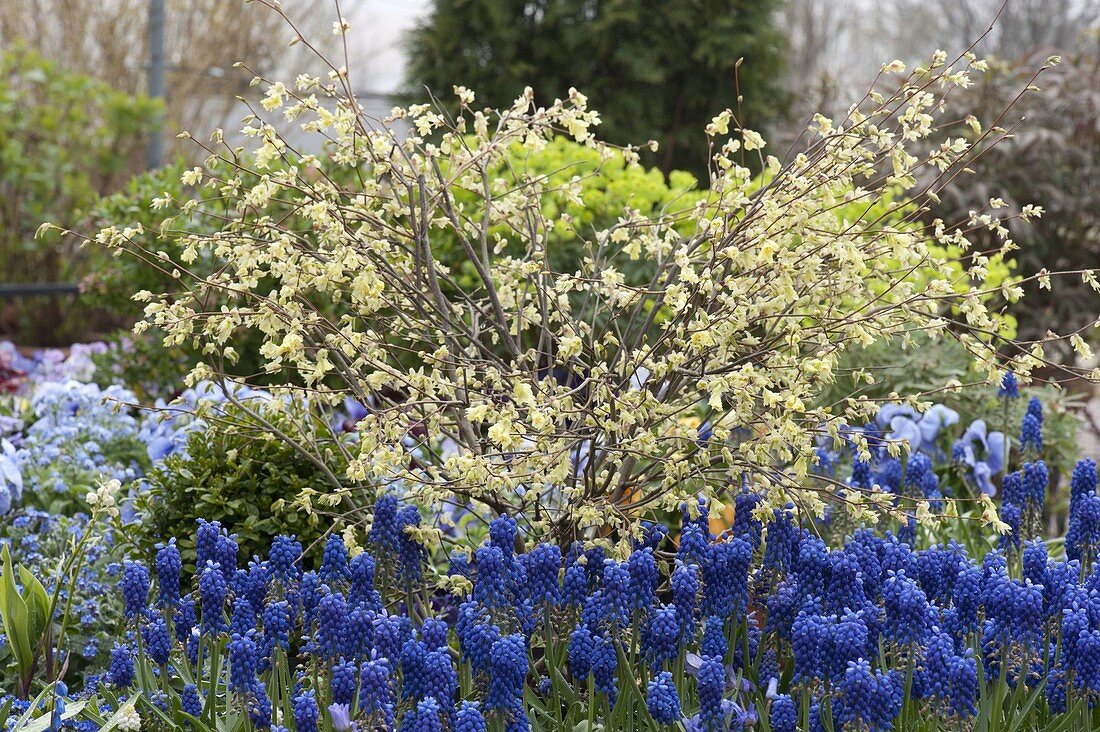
[344, 0, 428, 94]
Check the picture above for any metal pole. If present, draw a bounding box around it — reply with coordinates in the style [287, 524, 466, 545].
[0, 283, 81, 298]
[147, 0, 166, 169]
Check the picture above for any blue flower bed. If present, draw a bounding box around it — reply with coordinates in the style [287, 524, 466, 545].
[34, 467, 1100, 732]
[3, 344, 1100, 731]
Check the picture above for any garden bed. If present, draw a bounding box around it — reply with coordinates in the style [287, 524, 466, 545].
[2, 340, 1099, 731]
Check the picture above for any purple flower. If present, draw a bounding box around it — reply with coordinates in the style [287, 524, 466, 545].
[119, 561, 149, 621]
[292, 689, 319, 732]
[487, 634, 527, 710]
[141, 616, 171, 666]
[330, 659, 358, 706]
[770, 694, 797, 732]
[643, 604, 680, 670]
[154, 540, 181, 608]
[227, 632, 258, 692]
[454, 701, 487, 732]
[320, 534, 349, 583]
[108, 644, 134, 688]
[998, 372, 1019, 399]
[268, 535, 302, 582]
[198, 561, 227, 633]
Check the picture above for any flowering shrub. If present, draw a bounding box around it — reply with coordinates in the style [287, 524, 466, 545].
[83, 35, 1098, 540]
[0, 47, 160, 345]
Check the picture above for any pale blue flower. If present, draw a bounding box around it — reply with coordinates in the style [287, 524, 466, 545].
[953, 419, 1009, 495]
[0, 438, 22, 507]
[876, 403, 959, 457]
[327, 703, 352, 732]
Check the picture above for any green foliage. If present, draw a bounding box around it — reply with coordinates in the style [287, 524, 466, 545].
[819, 334, 1082, 480]
[404, 0, 787, 176]
[90, 330, 192, 403]
[0, 544, 50, 699]
[0, 47, 160, 344]
[439, 137, 703, 289]
[136, 414, 350, 564]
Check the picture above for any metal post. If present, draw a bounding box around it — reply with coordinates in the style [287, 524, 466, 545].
[147, 0, 166, 169]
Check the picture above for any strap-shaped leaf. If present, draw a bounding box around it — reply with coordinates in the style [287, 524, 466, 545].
[10, 700, 87, 732]
[0, 696, 14, 730]
[16, 564, 50, 642]
[0, 544, 34, 677]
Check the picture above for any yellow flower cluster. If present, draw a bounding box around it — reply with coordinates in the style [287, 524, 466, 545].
[90, 49, 1095, 534]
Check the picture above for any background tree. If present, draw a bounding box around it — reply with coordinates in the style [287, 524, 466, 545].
[404, 0, 787, 176]
[872, 0, 1100, 62]
[774, 0, 848, 145]
[0, 0, 333, 158]
[773, 2, 1100, 353]
[0, 0, 339, 345]
[773, 1, 1100, 136]
[920, 40, 1100, 347]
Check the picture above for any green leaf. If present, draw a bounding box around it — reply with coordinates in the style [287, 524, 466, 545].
[13, 700, 88, 732]
[0, 544, 35, 678]
[1007, 682, 1046, 732]
[16, 564, 51, 639]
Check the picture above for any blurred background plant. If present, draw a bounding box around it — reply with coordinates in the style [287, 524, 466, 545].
[921, 41, 1100, 347]
[404, 0, 787, 177]
[430, 137, 705, 291]
[10, 380, 147, 516]
[89, 331, 191, 403]
[0, 48, 159, 345]
[0, 1, 334, 348]
[0, 0, 332, 154]
[819, 336, 1082, 483]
